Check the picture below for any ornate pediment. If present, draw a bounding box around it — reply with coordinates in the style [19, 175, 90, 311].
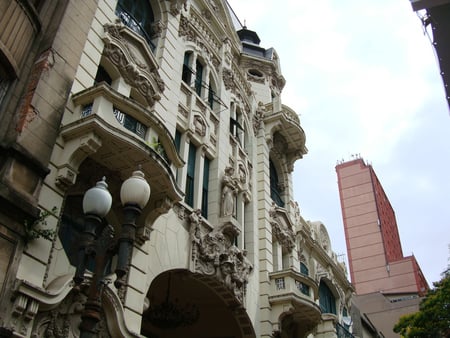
[102, 21, 165, 107]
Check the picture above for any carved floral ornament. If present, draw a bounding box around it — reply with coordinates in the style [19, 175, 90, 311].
[102, 21, 165, 107]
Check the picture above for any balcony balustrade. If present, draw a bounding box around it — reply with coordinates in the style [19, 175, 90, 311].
[269, 269, 321, 335]
[269, 268, 318, 303]
[56, 83, 184, 224]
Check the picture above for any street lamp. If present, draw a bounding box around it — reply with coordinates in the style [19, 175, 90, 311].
[74, 169, 150, 337]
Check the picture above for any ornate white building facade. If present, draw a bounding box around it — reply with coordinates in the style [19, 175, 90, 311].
[0, 1, 353, 337]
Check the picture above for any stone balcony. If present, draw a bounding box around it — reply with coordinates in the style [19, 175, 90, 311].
[269, 269, 321, 336]
[56, 83, 184, 225]
[263, 103, 307, 170]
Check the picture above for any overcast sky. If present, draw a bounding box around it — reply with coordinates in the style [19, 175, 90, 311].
[227, 0, 450, 285]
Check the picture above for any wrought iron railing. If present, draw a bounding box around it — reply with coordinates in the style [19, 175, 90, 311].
[115, 4, 156, 52]
[336, 322, 354, 338]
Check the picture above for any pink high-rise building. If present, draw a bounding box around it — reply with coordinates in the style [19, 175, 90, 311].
[336, 158, 428, 296]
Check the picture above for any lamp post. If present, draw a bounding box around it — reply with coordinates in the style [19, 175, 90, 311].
[74, 169, 150, 338]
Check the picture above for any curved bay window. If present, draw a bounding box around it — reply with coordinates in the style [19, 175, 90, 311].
[319, 280, 337, 314]
[115, 0, 156, 51]
[270, 159, 284, 207]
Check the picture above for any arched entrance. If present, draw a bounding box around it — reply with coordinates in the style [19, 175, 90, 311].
[141, 269, 255, 338]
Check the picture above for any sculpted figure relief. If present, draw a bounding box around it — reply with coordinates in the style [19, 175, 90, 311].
[221, 166, 237, 217]
[189, 224, 253, 302]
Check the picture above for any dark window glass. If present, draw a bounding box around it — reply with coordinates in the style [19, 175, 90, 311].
[182, 52, 193, 84]
[94, 66, 112, 85]
[319, 281, 337, 314]
[174, 130, 181, 153]
[115, 0, 156, 51]
[201, 157, 210, 217]
[300, 262, 309, 276]
[195, 60, 203, 96]
[298, 281, 310, 296]
[208, 82, 214, 109]
[270, 159, 284, 207]
[185, 143, 196, 207]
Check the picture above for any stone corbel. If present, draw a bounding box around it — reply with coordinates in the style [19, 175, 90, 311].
[9, 293, 39, 337]
[137, 197, 174, 244]
[55, 131, 102, 190]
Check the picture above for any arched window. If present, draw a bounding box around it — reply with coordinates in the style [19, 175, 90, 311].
[115, 0, 155, 51]
[270, 159, 284, 207]
[319, 280, 336, 314]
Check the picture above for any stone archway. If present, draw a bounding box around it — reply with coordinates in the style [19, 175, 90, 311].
[140, 269, 255, 338]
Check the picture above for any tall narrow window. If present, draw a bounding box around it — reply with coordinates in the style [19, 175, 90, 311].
[185, 143, 196, 207]
[319, 281, 337, 314]
[195, 60, 203, 96]
[182, 52, 193, 85]
[174, 130, 181, 153]
[208, 81, 214, 109]
[270, 159, 284, 207]
[201, 158, 210, 217]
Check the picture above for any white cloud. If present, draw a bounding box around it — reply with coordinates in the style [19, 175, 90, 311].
[227, 0, 450, 284]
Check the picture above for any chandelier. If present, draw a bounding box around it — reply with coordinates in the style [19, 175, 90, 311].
[147, 273, 200, 329]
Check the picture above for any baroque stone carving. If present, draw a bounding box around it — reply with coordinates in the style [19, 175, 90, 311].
[193, 114, 206, 137]
[222, 68, 234, 91]
[189, 210, 253, 303]
[269, 203, 296, 251]
[151, 20, 165, 39]
[179, 15, 196, 42]
[32, 290, 112, 338]
[102, 21, 165, 107]
[253, 102, 265, 134]
[169, 0, 187, 16]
